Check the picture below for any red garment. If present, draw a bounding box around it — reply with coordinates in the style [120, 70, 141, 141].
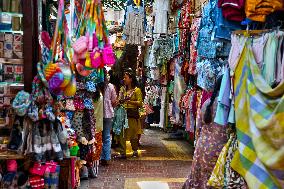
[218, 0, 246, 21]
[29, 176, 45, 189]
[189, 18, 201, 75]
[178, 0, 192, 51]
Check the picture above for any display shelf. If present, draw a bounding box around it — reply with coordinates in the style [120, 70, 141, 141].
[0, 151, 24, 159]
[0, 30, 23, 34]
[0, 12, 23, 18]
[0, 58, 24, 65]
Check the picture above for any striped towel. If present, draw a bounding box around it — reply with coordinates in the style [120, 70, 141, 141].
[232, 43, 284, 188]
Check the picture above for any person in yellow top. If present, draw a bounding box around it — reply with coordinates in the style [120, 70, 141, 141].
[117, 68, 143, 158]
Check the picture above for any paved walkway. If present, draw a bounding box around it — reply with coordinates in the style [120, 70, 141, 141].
[80, 128, 193, 189]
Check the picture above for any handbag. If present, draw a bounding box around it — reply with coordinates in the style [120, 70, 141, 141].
[29, 163, 47, 176]
[127, 108, 140, 119]
[72, 36, 88, 54]
[90, 50, 103, 68]
[102, 44, 115, 66]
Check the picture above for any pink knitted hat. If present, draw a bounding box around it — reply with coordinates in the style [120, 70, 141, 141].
[7, 160, 17, 172]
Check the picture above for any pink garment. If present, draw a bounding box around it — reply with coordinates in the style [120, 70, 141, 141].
[229, 34, 269, 72]
[104, 83, 117, 118]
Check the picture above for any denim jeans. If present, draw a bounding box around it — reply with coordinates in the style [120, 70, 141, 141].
[101, 118, 113, 161]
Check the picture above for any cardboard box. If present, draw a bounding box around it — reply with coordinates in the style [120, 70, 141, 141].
[9, 83, 24, 95]
[13, 34, 22, 43]
[13, 51, 23, 59]
[0, 83, 9, 96]
[0, 42, 3, 58]
[0, 13, 12, 24]
[14, 65, 23, 74]
[4, 33, 13, 43]
[4, 49, 13, 58]
[13, 42, 22, 52]
[11, 0, 21, 13]
[3, 64, 14, 74]
[2, 0, 11, 12]
[12, 17, 21, 31]
[0, 33, 4, 42]
[4, 42, 12, 50]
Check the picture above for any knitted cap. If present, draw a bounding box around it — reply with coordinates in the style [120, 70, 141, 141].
[7, 160, 17, 172]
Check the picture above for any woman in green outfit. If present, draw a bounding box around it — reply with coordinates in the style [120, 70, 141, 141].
[117, 68, 143, 158]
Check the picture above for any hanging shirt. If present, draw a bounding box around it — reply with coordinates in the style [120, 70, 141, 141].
[153, 0, 170, 34]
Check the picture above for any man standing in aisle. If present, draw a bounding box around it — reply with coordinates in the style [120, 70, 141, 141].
[101, 70, 117, 165]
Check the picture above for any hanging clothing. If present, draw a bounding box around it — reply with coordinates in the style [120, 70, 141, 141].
[183, 99, 228, 189]
[208, 132, 248, 188]
[228, 33, 269, 72]
[197, 0, 218, 59]
[189, 18, 201, 75]
[232, 42, 284, 188]
[214, 67, 235, 125]
[153, 0, 170, 34]
[245, 0, 283, 22]
[124, 12, 145, 46]
[218, 0, 245, 22]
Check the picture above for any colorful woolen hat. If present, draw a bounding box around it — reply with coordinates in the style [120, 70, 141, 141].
[12, 91, 31, 116]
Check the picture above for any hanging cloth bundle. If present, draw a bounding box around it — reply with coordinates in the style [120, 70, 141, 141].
[72, 0, 115, 75]
[37, 0, 76, 97]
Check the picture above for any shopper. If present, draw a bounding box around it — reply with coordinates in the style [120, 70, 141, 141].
[117, 68, 143, 158]
[101, 72, 117, 166]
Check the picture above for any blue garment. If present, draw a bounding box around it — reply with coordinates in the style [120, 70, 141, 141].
[101, 118, 113, 161]
[123, 5, 145, 27]
[197, 0, 218, 58]
[214, 8, 242, 41]
[112, 106, 128, 135]
[196, 58, 224, 91]
[214, 67, 235, 125]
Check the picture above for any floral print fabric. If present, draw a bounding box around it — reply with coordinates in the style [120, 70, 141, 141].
[189, 18, 201, 75]
[208, 132, 248, 188]
[183, 99, 228, 189]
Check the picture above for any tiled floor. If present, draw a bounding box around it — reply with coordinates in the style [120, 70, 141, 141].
[80, 129, 193, 189]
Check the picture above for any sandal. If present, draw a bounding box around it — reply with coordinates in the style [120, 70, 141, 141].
[132, 151, 139, 158]
[114, 154, 127, 159]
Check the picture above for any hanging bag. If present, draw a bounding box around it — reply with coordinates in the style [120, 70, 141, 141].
[43, 0, 76, 96]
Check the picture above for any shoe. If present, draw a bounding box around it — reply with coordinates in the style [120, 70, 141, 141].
[101, 159, 110, 166]
[132, 151, 139, 158]
[114, 154, 127, 159]
[80, 166, 89, 180]
[88, 166, 97, 178]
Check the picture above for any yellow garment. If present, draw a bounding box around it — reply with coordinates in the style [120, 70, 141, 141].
[118, 87, 143, 154]
[245, 0, 283, 22]
[94, 93, 103, 132]
[232, 44, 284, 188]
[207, 134, 234, 188]
[119, 86, 143, 109]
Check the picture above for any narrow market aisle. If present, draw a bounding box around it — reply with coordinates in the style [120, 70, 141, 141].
[80, 128, 193, 189]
